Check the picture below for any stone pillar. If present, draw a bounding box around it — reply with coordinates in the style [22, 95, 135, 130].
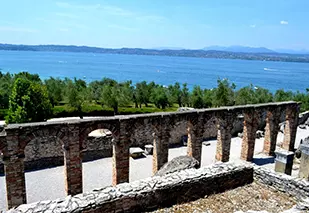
[152, 117, 170, 175]
[241, 110, 260, 161]
[187, 115, 203, 165]
[112, 121, 130, 185]
[283, 104, 299, 151]
[299, 143, 309, 179]
[63, 125, 82, 195]
[274, 150, 294, 175]
[263, 108, 280, 156]
[4, 155, 27, 209]
[216, 112, 233, 162]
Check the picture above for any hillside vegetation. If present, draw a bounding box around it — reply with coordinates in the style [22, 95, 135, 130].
[0, 71, 308, 123]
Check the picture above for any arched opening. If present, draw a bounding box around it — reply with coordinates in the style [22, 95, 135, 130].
[82, 128, 113, 192]
[23, 134, 66, 204]
[128, 121, 154, 181]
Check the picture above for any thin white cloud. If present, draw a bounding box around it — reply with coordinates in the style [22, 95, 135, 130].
[36, 18, 88, 29]
[250, 24, 256, 28]
[55, 1, 133, 16]
[101, 5, 133, 16]
[0, 26, 38, 33]
[55, 13, 78, 19]
[280, 20, 288, 25]
[108, 24, 138, 31]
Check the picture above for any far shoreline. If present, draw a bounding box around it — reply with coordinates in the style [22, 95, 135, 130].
[1, 44, 309, 64]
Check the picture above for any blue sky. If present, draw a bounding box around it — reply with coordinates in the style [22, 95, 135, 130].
[0, 0, 308, 50]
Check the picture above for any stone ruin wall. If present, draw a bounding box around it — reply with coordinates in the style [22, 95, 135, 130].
[2, 108, 307, 173]
[0, 101, 301, 209]
[0, 116, 236, 173]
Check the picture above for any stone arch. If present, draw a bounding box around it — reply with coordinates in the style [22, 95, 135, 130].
[18, 125, 66, 155]
[125, 116, 158, 148]
[78, 120, 120, 188]
[79, 121, 119, 150]
[16, 125, 67, 170]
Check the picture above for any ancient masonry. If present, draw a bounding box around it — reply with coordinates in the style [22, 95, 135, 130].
[0, 101, 300, 209]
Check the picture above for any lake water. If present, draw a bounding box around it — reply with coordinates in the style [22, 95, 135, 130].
[0, 50, 308, 92]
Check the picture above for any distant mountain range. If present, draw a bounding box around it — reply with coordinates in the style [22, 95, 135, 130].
[1, 43, 309, 63]
[202, 45, 276, 53]
[154, 45, 309, 54]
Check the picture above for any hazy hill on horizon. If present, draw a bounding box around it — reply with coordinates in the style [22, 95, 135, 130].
[1, 43, 309, 63]
[202, 45, 276, 53]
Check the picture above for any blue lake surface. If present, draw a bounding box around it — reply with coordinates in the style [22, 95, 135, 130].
[0, 50, 308, 92]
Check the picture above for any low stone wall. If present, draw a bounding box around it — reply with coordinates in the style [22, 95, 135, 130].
[5, 163, 253, 213]
[254, 166, 309, 200]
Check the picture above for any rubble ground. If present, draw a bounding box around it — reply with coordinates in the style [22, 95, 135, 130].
[150, 182, 296, 213]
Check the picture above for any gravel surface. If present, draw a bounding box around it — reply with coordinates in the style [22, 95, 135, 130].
[0, 127, 308, 210]
[150, 182, 296, 213]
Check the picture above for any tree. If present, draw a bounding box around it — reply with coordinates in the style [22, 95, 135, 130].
[135, 81, 151, 108]
[6, 78, 52, 123]
[0, 72, 13, 109]
[191, 86, 204, 108]
[168, 82, 182, 107]
[151, 86, 169, 109]
[14, 72, 41, 83]
[44, 77, 65, 106]
[100, 81, 132, 115]
[181, 83, 190, 107]
[213, 78, 236, 107]
[274, 89, 294, 102]
[202, 89, 213, 108]
[66, 78, 88, 118]
[235, 84, 257, 105]
[254, 87, 273, 103]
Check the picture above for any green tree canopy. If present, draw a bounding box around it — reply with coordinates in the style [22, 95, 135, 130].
[100, 81, 132, 114]
[191, 85, 204, 108]
[151, 86, 169, 109]
[45, 77, 65, 106]
[6, 78, 52, 123]
[0, 72, 13, 109]
[213, 78, 236, 107]
[66, 78, 88, 118]
[135, 81, 151, 108]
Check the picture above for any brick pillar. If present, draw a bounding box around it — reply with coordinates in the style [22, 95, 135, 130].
[241, 110, 259, 161]
[263, 108, 280, 156]
[152, 117, 169, 175]
[216, 112, 233, 162]
[63, 125, 82, 195]
[187, 115, 203, 165]
[4, 155, 26, 209]
[112, 121, 130, 185]
[282, 104, 299, 151]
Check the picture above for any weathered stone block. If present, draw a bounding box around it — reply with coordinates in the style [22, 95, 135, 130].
[299, 143, 309, 179]
[274, 150, 294, 175]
